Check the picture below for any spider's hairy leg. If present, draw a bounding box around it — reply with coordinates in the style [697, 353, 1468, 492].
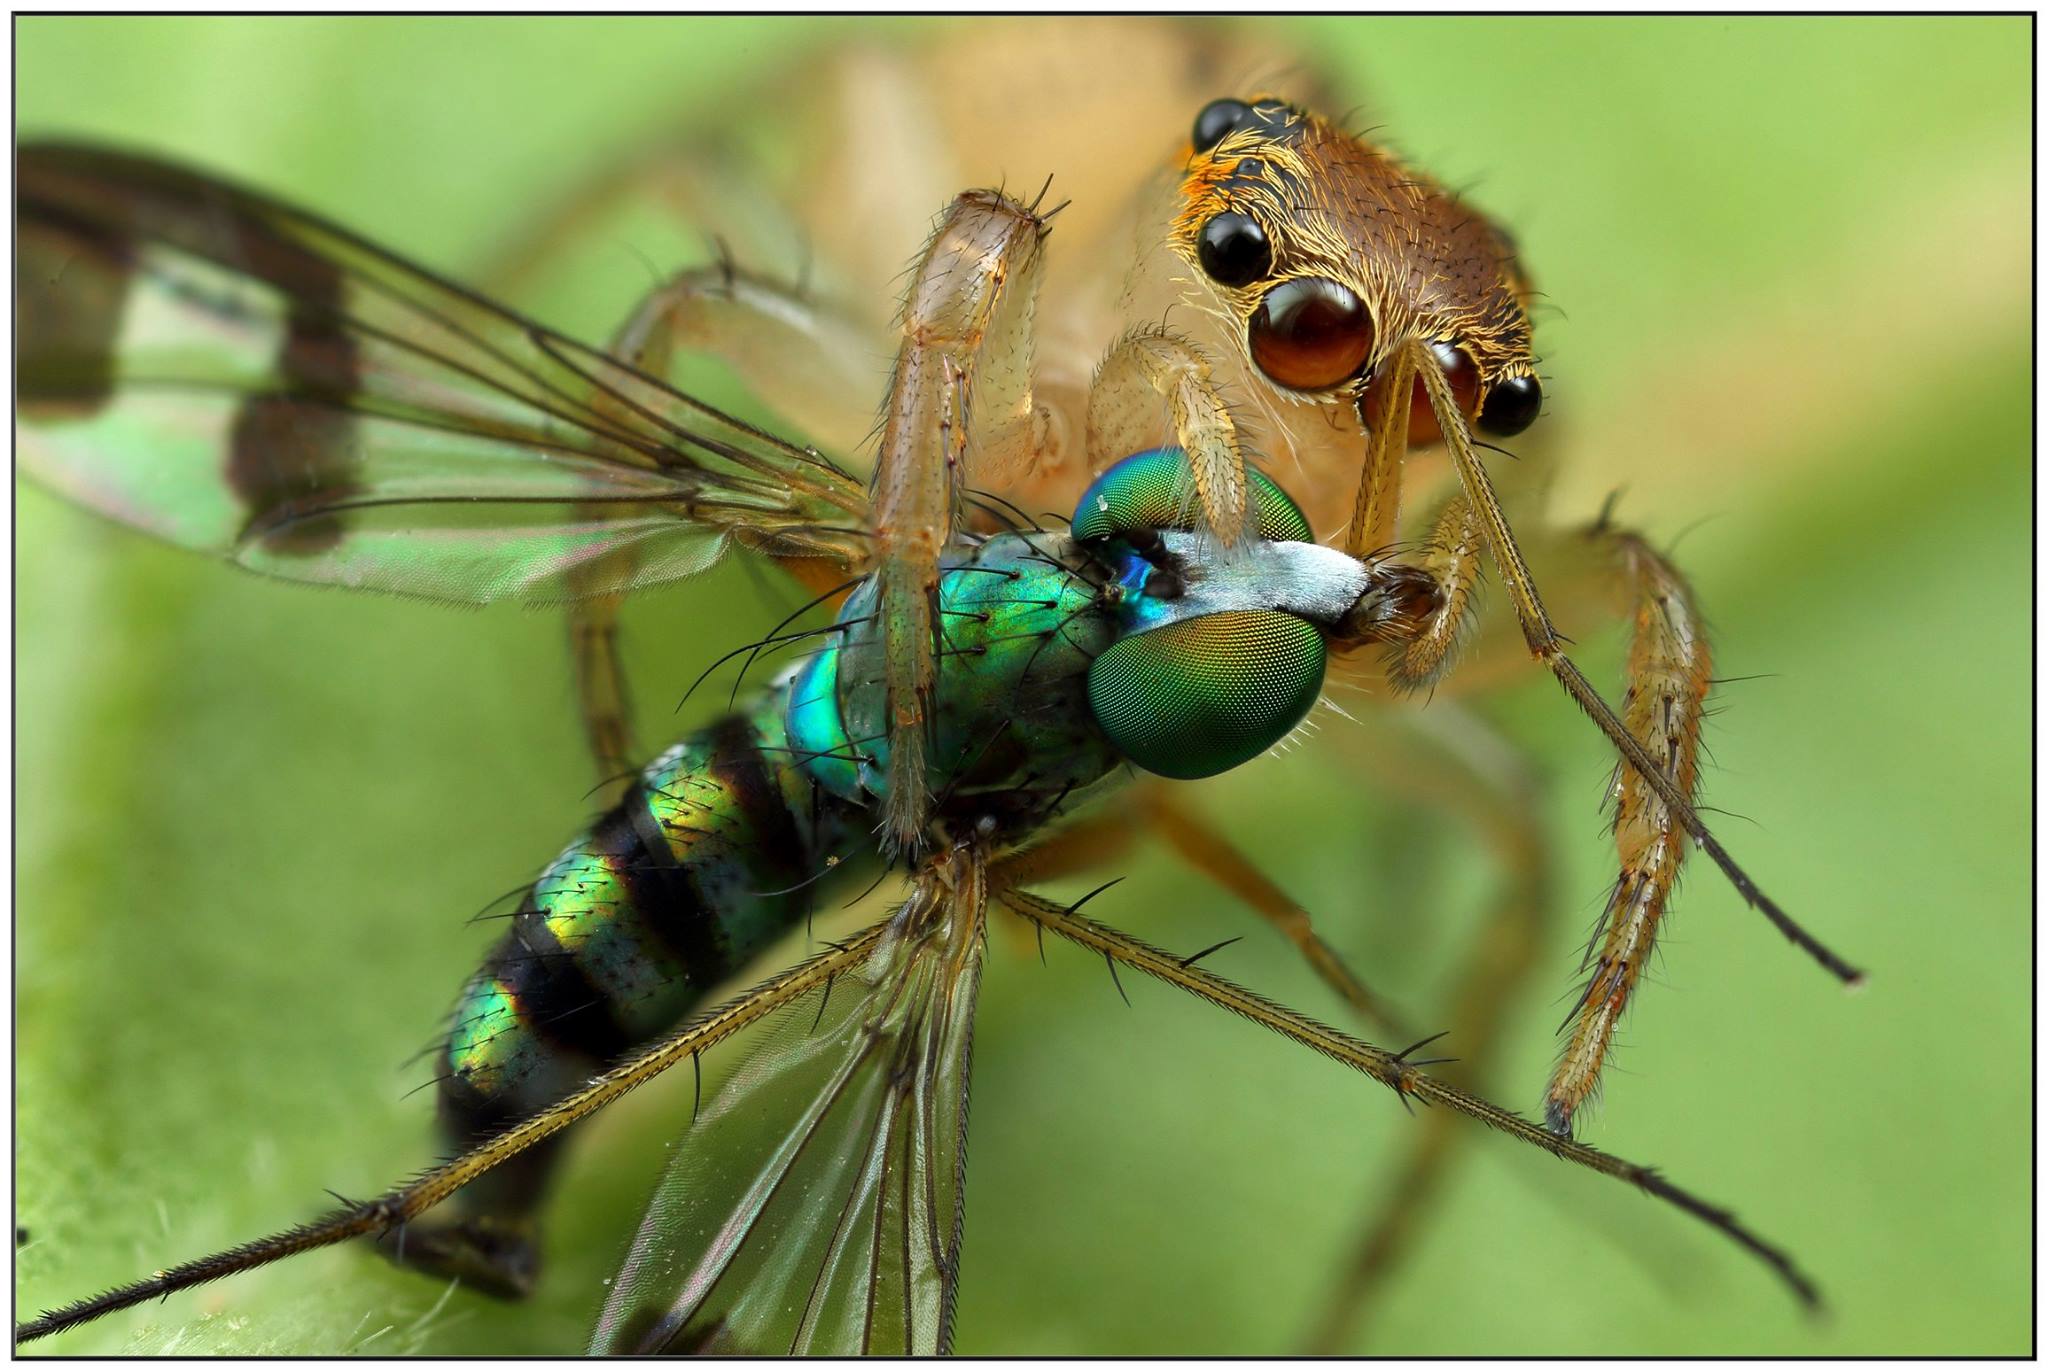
[566, 262, 882, 792]
[1087, 327, 1254, 546]
[1342, 342, 1416, 559]
[1343, 504, 1731, 1136]
[1546, 525, 1712, 1136]
[473, 128, 831, 317]
[871, 189, 1050, 850]
[603, 262, 884, 463]
[1383, 492, 1488, 692]
[568, 586, 638, 796]
[14, 926, 890, 1346]
[1301, 704, 1553, 1352]
[1409, 340, 1861, 1014]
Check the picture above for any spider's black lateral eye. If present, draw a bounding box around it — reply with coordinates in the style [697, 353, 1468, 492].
[1192, 98, 1255, 153]
[1196, 212, 1271, 288]
[1478, 373, 1543, 436]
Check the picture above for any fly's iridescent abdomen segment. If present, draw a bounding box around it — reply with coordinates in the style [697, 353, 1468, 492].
[425, 706, 871, 1291]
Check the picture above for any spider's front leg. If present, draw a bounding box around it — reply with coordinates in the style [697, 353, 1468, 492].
[1369, 343, 1861, 1135]
[1087, 326, 1254, 544]
[870, 188, 1052, 848]
[1542, 520, 1711, 1135]
[1364, 484, 1717, 1137]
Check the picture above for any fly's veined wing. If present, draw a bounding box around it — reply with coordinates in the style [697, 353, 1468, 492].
[591, 874, 986, 1356]
[16, 143, 872, 604]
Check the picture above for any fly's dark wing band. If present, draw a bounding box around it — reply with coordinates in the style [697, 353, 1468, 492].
[17, 143, 871, 605]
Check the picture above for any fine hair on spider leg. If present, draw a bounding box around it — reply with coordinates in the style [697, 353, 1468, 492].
[1405, 339, 1861, 992]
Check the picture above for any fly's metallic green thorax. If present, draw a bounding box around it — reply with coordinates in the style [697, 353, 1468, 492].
[786, 531, 1123, 829]
[783, 448, 1393, 799]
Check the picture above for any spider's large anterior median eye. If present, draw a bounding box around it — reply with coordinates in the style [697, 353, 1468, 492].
[1070, 446, 1311, 543]
[1479, 372, 1543, 435]
[1088, 609, 1326, 780]
[1248, 277, 1376, 392]
[1196, 212, 1271, 287]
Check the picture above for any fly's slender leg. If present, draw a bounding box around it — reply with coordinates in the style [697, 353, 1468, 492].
[992, 882, 1820, 1311]
[1002, 788, 1408, 1035]
[1087, 326, 1252, 544]
[1546, 523, 1711, 1136]
[16, 924, 891, 1345]
[1139, 787, 1409, 1036]
[1301, 705, 1553, 1351]
[567, 588, 637, 791]
[871, 189, 1050, 849]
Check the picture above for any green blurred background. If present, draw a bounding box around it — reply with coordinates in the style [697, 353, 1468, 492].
[15, 16, 2030, 1356]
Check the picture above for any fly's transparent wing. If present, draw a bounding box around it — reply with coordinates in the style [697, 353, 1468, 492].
[591, 875, 985, 1356]
[16, 143, 871, 604]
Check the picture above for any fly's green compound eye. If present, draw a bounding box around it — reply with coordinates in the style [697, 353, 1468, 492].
[1070, 447, 1311, 543]
[1088, 609, 1326, 780]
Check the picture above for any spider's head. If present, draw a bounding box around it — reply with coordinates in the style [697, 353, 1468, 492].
[1171, 96, 1544, 449]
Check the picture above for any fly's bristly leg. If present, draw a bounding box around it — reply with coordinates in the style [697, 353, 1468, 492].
[14, 924, 891, 1347]
[1301, 705, 1552, 1352]
[871, 189, 1050, 850]
[1545, 523, 1712, 1136]
[1002, 788, 1409, 1036]
[1087, 326, 1253, 546]
[1138, 787, 1409, 1037]
[992, 882, 1820, 1312]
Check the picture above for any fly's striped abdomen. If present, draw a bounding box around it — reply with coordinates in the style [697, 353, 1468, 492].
[438, 706, 865, 1178]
